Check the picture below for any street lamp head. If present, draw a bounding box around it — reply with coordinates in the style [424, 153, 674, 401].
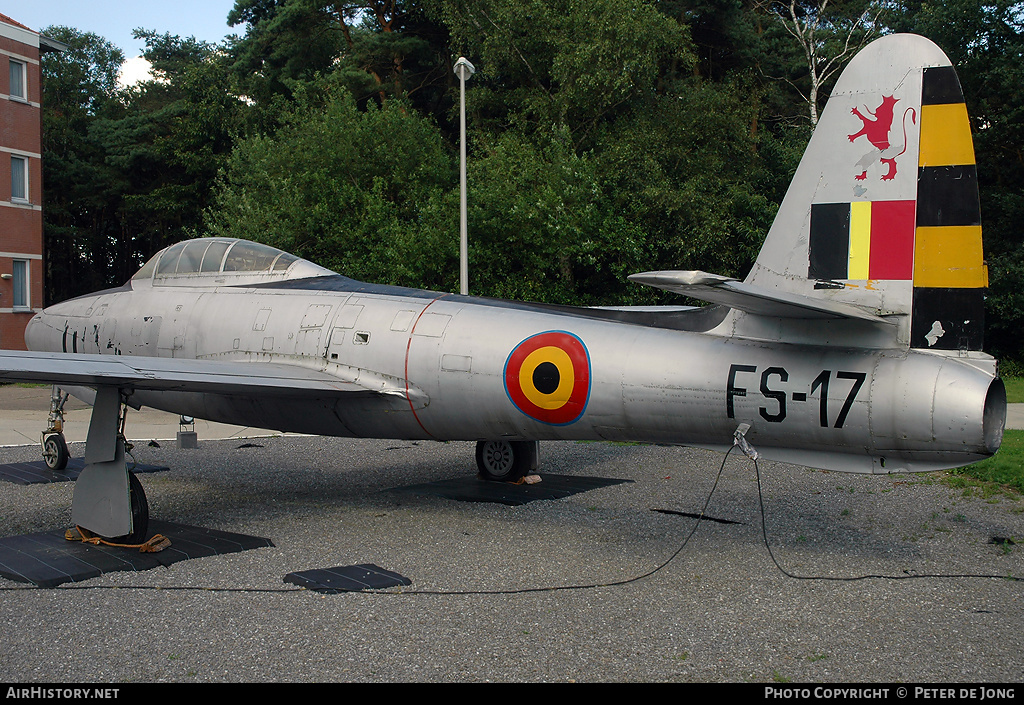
[454, 56, 476, 81]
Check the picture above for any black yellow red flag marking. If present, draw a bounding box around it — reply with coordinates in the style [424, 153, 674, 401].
[504, 331, 591, 425]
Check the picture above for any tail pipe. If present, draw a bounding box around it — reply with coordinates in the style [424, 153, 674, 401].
[868, 354, 1005, 468]
[983, 376, 1006, 456]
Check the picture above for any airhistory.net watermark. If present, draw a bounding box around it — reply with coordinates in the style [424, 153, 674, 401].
[6, 689, 119, 699]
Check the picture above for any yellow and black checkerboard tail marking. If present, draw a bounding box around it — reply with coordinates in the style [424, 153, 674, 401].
[912, 65, 987, 350]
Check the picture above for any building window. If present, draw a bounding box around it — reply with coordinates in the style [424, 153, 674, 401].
[11, 155, 27, 201]
[9, 59, 25, 100]
[12, 259, 28, 309]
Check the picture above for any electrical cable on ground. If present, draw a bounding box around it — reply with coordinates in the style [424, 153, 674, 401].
[751, 454, 1022, 584]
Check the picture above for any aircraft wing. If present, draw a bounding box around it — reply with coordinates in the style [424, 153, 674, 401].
[628, 270, 898, 324]
[0, 350, 405, 399]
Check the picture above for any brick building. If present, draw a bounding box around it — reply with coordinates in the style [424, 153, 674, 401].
[0, 14, 62, 350]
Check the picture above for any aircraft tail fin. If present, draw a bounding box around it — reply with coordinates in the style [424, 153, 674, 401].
[732, 34, 985, 350]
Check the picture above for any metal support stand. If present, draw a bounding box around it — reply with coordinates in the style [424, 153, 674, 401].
[71, 386, 134, 538]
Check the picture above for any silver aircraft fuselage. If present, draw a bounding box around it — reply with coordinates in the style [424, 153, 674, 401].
[24, 266, 1004, 475]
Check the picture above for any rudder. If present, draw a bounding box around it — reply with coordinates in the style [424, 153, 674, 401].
[911, 64, 985, 350]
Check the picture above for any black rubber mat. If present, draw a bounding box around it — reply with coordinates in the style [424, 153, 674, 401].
[0, 458, 169, 485]
[0, 520, 273, 588]
[284, 564, 412, 593]
[395, 474, 632, 506]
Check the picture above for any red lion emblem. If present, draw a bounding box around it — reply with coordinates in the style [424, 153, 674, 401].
[848, 95, 916, 181]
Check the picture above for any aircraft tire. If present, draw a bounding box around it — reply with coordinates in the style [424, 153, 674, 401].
[475, 440, 530, 482]
[104, 472, 150, 545]
[42, 433, 69, 472]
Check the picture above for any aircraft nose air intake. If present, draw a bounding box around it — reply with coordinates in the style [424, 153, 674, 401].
[23, 312, 49, 352]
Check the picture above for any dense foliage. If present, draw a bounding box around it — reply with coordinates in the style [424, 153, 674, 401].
[39, 0, 1024, 360]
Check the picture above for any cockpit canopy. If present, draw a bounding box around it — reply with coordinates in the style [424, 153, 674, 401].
[131, 238, 333, 287]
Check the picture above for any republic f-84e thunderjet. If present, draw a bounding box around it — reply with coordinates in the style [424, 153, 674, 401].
[0, 34, 1006, 544]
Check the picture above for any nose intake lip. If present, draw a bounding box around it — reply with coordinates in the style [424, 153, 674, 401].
[23, 312, 46, 351]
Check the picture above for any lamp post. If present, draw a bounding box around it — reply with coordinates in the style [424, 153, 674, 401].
[454, 57, 475, 296]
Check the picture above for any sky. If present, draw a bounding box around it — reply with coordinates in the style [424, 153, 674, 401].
[8, 1, 243, 83]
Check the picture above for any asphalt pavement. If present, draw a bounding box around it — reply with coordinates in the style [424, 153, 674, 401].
[0, 385, 1022, 682]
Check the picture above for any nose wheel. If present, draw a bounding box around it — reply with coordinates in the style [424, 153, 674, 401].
[42, 433, 69, 471]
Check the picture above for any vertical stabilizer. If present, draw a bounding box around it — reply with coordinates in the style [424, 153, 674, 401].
[746, 34, 986, 350]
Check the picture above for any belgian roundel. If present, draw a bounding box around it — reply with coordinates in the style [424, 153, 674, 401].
[504, 331, 591, 425]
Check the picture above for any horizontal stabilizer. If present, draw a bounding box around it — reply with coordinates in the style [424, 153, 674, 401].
[628, 270, 897, 324]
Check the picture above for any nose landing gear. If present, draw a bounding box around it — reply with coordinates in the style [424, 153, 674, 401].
[41, 386, 69, 471]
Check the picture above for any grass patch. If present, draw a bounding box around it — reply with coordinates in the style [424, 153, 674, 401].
[947, 429, 1024, 495]
[1002, 377, 1024, 403]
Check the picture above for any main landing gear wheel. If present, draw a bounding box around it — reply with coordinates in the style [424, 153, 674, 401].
[105, 472, 149, 545]
[42, 433, 69, 472]
[475, 440, 531, 482]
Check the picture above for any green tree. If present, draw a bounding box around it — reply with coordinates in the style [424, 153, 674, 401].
[442, 0, 690, 147]
[440, 0, 781, 304]
[206, 79, 458, 289]
[99, 31, 247, 269]
[655, 0, 769, 82]
[40, 26, 127, 304]
[463, 131, 646, 303]
[41, 27, 248, 302]
[226, 0, 452, 119]
[756, 0, 885, 125]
